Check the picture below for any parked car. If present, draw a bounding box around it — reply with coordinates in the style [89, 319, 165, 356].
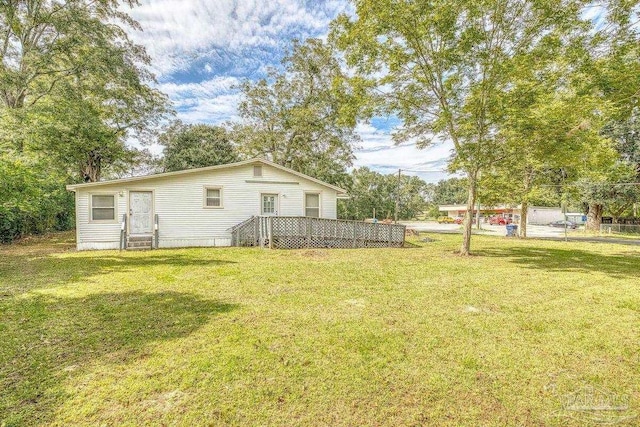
[489, 216, 512, 226]
[437, 216, 455, 224]
[549, 220, 577, 229]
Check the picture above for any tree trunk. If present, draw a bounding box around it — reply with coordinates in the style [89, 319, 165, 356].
[80, 151, 102, 182]
[519, 200, 528, 238]
[460, 172, 477, 256]
[586, 203, 603, 231]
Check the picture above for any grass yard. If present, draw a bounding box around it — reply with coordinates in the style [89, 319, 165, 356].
[1, 232, 639, 426]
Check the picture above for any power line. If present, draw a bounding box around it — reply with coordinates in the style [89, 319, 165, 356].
[538, 182, 640, 187]
[401, 168, 449, 173]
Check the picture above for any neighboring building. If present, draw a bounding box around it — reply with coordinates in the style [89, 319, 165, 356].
[438, 204, 582, 225]
[67, 158, 348, 251]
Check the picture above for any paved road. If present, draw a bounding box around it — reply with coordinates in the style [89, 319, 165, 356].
[400, 221, 640, 245]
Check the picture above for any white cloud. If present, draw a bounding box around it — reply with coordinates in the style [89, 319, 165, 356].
[120, 0, 453, 182]
[353, 122, 455, 183]
[124, 0, 350, 75]
[158, 77, 242, 124]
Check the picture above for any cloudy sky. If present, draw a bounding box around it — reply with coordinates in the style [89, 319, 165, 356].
[125, 0, 454, 182]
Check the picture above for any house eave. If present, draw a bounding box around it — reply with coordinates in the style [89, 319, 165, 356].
[65, 158, 349, 195]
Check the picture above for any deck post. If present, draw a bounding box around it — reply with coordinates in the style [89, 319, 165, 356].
[268, 216, 273, 249]
[154, 214, 159, 249]
[388, 224, 393, 247]
[352, 221, 357, 248]
[306, 218, 312, 246]
[252, 216, 262, 246]
[119, 214, 127, 251]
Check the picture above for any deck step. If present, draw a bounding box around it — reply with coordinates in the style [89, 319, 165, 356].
[128, 236, 153, 242]
[127, 236, 153, 250]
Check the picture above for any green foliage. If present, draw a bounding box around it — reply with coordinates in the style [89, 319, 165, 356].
[159, 122, 240, 172]
[234, 38, 359, 188]
[0, 155, 74, 242]
[0, 0, 170, 182]
[338, 167, 429, 220]
[577, 162, 640, 221]
[0, 0, 170, 242]
[431, 178, 468, 206]
[603, 111, 640, 177]
[331, 0, 592, 253]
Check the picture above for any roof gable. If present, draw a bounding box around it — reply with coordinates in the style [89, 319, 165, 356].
[66, 158, 348, 194]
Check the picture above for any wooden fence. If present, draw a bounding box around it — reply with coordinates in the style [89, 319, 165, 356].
[230, 216, 406, 249]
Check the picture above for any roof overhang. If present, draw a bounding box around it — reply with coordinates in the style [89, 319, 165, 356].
[66, 158, 349, 195]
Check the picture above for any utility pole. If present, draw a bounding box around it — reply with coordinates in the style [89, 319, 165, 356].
[394, 169, 401, 224]
[563, 200, 568, 242]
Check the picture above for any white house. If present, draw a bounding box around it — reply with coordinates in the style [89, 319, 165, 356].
[67, 158, 348, 251]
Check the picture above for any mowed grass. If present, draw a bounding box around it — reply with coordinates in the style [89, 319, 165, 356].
[1, 232, 639, 426]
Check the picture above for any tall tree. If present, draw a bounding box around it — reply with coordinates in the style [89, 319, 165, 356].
[338, 167, 429, 220]
[484, 85, 607, 237]
[577, 1, 640, 229]
[331, 0, 588, 254]
[234, 38, 359, 188]
[578, 161, 640, 226]
[0, 0, 170, 181]
[159, 122, 240, 172]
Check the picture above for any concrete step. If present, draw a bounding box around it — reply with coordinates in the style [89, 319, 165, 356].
[128, 242, 152, 247]
[127, 246, 152, 251]
[128, 236, 153, 242]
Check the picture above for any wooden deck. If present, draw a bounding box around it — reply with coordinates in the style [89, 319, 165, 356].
[230, 216, 406, 249]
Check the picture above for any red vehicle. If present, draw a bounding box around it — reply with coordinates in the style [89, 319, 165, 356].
[489, 215, 512, 225]
[454, 217, 464, 224]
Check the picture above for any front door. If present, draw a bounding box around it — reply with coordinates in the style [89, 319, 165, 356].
[129, 191, 153, 235]
[261, 194, 278, 216]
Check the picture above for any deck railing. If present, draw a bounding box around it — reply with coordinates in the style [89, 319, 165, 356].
[119, 214, 127, 251]
[231, 216, 405, 249]
[154, 214, 159, 249]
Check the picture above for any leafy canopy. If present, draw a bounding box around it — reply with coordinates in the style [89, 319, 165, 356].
[159, 122, 240, 172]
[234, 38, 360, 188]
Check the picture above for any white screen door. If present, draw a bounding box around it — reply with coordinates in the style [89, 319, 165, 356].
[261, 194, 278, 216]
[129, 191, 153, 234]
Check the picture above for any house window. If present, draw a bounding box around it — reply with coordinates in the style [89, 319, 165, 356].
[253, 165, 263, 177]
[305, 193, 320, 218]
[204, 187, 222, 208]
[91, 194, 116, 221]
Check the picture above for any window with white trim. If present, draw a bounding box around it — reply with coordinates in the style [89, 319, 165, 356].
[91, 194, 116, 221]
[204, 187, 222, 208]
[305, 193, 320, 218]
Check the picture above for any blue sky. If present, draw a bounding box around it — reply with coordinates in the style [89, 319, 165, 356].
[125, 0, 454, 183]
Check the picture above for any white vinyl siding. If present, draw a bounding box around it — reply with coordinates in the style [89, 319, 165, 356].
[74, 163, 339, 250]
[204, 187, 222, 208]
[90, 194, 116, 222]
[304, 193, 320, 218]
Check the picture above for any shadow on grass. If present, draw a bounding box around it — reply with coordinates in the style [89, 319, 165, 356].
[0, 252, 237, 296]
[0, 291, 238, 426]
[477, 246, 640, 279]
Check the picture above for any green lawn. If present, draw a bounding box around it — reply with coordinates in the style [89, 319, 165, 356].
[1, 232, 639, 426]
